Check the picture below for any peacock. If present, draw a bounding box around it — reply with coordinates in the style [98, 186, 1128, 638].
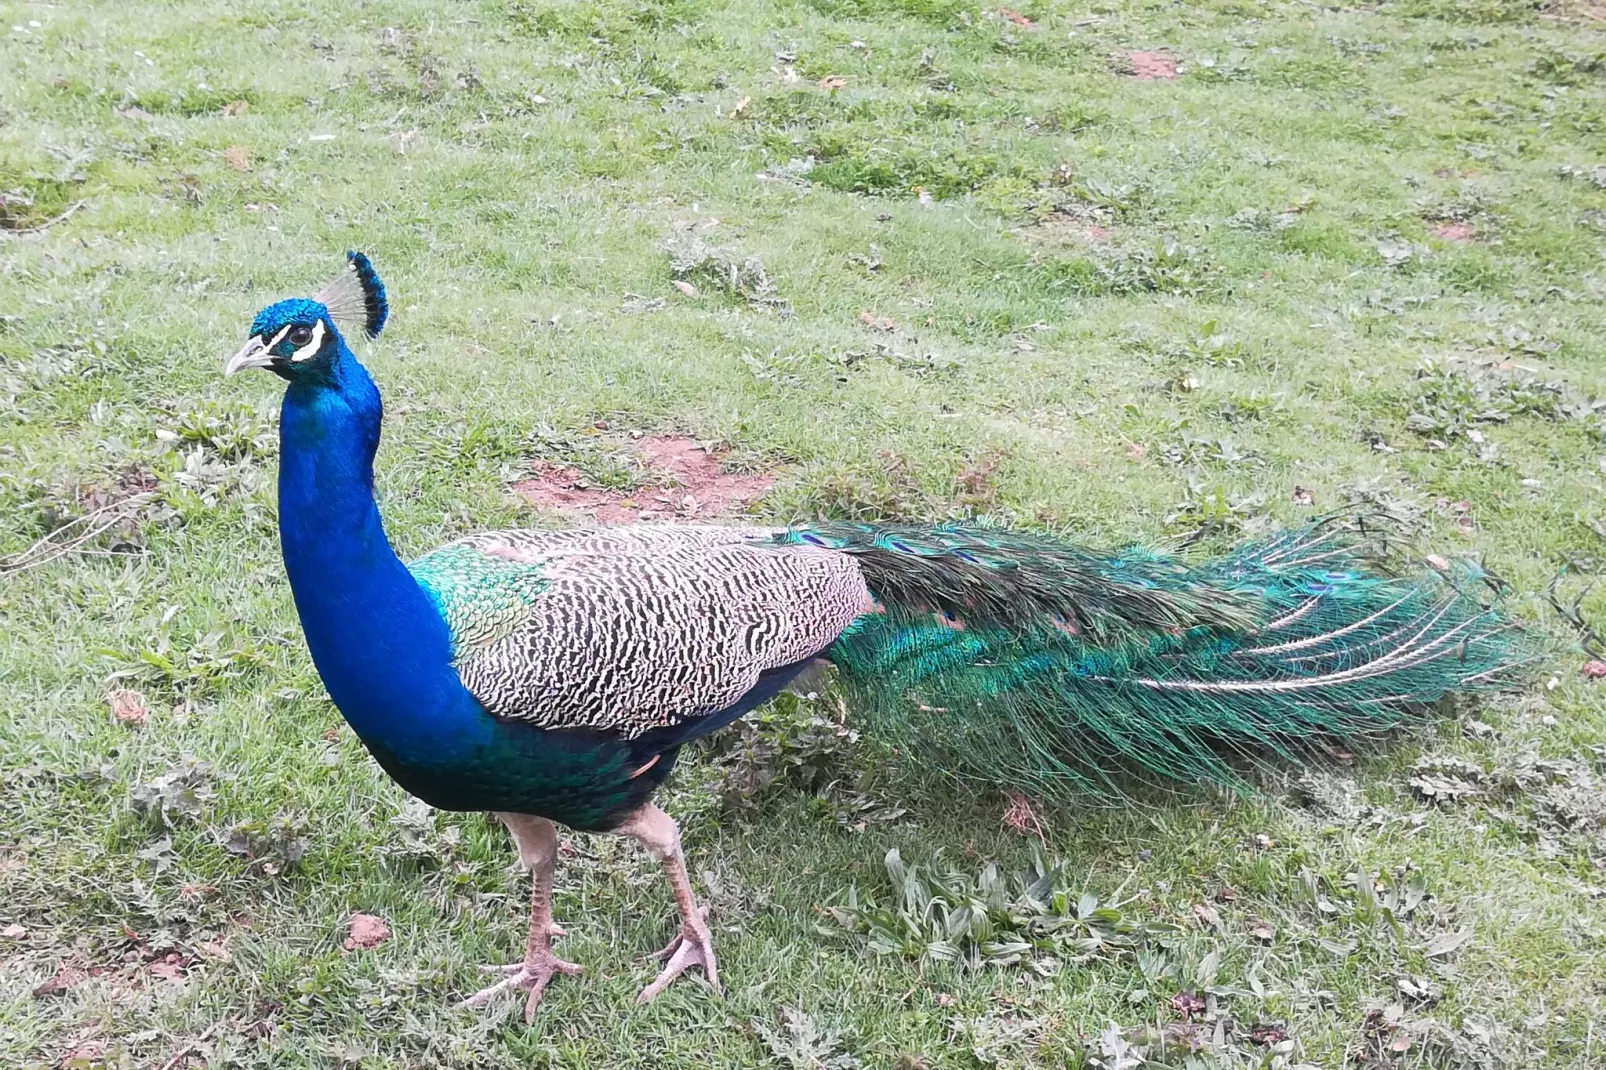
[227, 252, 1534, 1020]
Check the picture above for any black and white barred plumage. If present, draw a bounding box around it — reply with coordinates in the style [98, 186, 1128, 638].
[410, 526, 874, 736]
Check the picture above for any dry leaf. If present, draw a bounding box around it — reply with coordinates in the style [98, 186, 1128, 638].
[1171, 991, 1206, 1017]
[148, 954, 187, 982]
[1583, 660, 1606, 679]
[732, 95, 750, 117]
[343, 913, 391, 951]
[224, 146, 250, 171]
[858, 310, 896, 331]
[817, 75, 848, 90]
[1292, 485, 1315, 505]
[1424, 554, 1451, 572]
[221, 100, 249, 117]
[1250, 920, 1276, 942]
[1249, 1023, 1288, 1046]
[195, 940, 231, 962]
[118, 106, 156, 122]
[1422, 929, 1472, 957]
[672, 280, 699, 297]
[108, 688, 149, 727]
[1192, 902, 1221, 928]
[1, 923, 27, 939]
[998, 7, 1037, 29]
[33, 960, 94, 997]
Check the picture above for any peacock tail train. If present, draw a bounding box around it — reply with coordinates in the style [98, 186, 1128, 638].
[774, 520, 1537, 801]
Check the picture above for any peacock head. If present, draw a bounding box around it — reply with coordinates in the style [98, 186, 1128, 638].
[226, 251, 388, 382]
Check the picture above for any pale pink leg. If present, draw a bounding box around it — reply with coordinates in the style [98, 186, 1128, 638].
[457, 813, 584, 1021]
[613, 803, 721, 1003]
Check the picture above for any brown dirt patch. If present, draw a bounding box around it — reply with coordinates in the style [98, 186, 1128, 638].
[1431, 222, 1476, 243]
[514, 465, 644, 524]
[1025, 212, 1112, 248]
[1126, 51, 1178, 80]
[342, 913, 391, 951]
[513, 435, 775, 524]
[32, 957, 114, 998]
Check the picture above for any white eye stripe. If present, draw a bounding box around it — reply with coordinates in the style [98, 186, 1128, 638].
[262, 324, 293, 351]
[289, 320, 326, 362]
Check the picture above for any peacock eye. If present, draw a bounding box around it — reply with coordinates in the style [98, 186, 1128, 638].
[288, 326, 313, 347]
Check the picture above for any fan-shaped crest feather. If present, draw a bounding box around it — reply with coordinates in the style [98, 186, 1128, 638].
[314, 251, 389, 339]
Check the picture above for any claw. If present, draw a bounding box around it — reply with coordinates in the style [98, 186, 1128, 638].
[459, 950, 585, 1021]
[637, 913, 720, 1004]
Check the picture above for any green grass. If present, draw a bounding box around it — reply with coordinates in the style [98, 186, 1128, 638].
[3, 0, 1606, 1066]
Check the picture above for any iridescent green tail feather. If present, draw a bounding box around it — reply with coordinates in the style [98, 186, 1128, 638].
[777, 522, 1538, 800]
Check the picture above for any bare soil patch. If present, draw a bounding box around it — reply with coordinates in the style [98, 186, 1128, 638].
[1126, 51, 1178, 80]
[1431, 222, 1476, 243]
[513, 436, 775, 523]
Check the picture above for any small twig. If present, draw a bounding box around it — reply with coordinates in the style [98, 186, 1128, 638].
[152, 1019, 227, 1070]
[1002, 789, 1049, 845]
[0, 493, 152, 577]
[0, 518, 123, 575]
[5, 496, 135, 557]
[1545, 567, 1606, 657]
[0, 199, 86, 238]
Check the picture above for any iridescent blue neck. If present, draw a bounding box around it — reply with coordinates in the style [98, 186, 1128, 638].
[276, 343, 491, 760]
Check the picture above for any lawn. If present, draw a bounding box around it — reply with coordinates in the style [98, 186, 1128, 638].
[3, 0, 1606, 1066]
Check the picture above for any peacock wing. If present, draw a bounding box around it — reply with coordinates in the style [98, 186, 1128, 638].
[408, 525, 873, 736]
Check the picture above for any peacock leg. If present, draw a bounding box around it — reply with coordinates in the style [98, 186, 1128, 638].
[614, 802, 721, 1003]
[457, 812, 584, 1021]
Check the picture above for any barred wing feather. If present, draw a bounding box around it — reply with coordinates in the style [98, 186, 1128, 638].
[409, 526, 873, 736]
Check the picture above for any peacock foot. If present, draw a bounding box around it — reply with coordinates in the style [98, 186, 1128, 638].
[637, 912, 721, 1004]
[458, 947, 585, 1022]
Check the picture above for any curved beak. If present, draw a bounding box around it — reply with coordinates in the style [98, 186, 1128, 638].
[224, 336, 273, 376]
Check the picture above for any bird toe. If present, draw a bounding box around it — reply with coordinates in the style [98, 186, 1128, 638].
[459, 951, 585, 1017]
[636, 921, 719, 1003]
